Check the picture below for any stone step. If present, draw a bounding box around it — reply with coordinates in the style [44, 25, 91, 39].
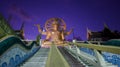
[21, 62, 45, 67]
[20, 48, 49, 67]
[27, 57, 48, 62]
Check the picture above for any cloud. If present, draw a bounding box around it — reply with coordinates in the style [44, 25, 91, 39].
[8, 4, 34, 22]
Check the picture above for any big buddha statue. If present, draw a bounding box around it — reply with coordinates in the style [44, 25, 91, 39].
[35, 18, 73, 45]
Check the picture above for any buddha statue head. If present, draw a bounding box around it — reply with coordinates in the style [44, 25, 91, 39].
[52, 20, 60, 31]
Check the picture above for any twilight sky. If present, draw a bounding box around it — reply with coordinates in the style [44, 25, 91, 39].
[0, 0, 120, 40]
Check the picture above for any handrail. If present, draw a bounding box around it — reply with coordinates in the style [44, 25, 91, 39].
[0, 35, 37, 55]
[46, 45, 70, 67]
[0, 35, 15, 42]
[68, 42, 120, 54]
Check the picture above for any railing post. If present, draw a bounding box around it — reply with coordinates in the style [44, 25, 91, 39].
[36, 34, 41, 46]
[76, 46, 81, 54]
[72, 40, 81, 61]
[68, 45, 71, 50]
[98, 42, 100, 45]
[72, 39, 76, 43]
[39, 39, 42, 46]
[76, 46, 83, 61]
[94, 49, 107, 67]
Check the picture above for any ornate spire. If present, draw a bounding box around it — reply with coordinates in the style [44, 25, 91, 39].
[103, 23, 111, 32]
[20, 22, 25, 37]
[87, 27, 92, 40]
[20, 22, 24, 30]
[104, 23, 109, 29]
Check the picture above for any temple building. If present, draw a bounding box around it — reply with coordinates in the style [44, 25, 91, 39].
[87, 23, 120, 41]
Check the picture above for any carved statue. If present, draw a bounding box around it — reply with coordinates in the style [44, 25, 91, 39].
[35, 18, 73, 45]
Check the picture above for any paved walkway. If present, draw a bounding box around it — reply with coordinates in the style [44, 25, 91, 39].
[46, 45, 70, 67]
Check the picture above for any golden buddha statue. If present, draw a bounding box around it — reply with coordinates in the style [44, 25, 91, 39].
[35, 18, 73, 45]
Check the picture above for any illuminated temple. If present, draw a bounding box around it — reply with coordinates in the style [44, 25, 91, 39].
[0, 14, 120, 67]
[87, 24, 120, 41]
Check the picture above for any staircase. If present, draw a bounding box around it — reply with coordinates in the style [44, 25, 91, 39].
[20, 47, 50, 67]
